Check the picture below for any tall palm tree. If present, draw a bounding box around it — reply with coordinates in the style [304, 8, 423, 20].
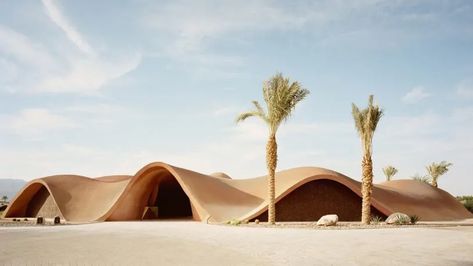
[352, 95, 383, 225]
[236, 73, 309, 224]
[382, 166, 398, 181]
[426, 161, 452, 188]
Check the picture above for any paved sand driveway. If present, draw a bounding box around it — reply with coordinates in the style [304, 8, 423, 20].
[1, 222, 472, 265]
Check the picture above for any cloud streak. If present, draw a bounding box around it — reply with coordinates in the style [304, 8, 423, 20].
[1, 108, 77, 138]
[457, 78, 473, 99]
[35, 54, 141, 93]
[402, 86, 431, 104]
[0, 2, 141, 94]
[42, 0, 94, 55]
[0, 25, 56, 69]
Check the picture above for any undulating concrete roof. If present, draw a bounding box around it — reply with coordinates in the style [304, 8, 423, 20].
[3, 162, 472, 222]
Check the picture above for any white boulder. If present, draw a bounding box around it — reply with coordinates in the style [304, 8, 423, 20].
[316, 214, 339, 226]
[385, 212, 410, 224]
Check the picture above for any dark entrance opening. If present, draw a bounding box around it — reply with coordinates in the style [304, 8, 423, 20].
[253, 179, 386, 222]
[155, 175, 193, 219]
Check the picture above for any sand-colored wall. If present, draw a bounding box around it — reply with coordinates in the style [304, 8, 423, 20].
[37, 194, 62, 218]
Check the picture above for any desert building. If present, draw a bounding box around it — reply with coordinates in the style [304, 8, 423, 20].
[3, 162, 472, 222]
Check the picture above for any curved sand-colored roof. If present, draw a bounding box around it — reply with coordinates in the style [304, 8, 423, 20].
[3, 162, 472, 222]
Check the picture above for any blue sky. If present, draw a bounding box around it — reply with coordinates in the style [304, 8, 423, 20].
[0, 0, 472, 195]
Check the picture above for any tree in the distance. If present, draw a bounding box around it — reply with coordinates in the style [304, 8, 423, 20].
[382, 166, 398, 181]
[426, 161, 453, 188]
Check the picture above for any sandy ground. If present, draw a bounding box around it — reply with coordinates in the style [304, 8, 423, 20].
[1, 222, 473, 266]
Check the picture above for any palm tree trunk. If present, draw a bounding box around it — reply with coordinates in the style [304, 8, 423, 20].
[431, 178, 438, 188]
[361, 153, 373, 224]
[266, 133, 277, 224]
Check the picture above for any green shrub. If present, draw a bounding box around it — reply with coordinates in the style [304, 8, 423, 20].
[464, 201, 473, 213]
[370, 215, 384, 224]
[457, 196, 473, 214]
[409, 215, 420, 224]
[227, 219, 241, 226]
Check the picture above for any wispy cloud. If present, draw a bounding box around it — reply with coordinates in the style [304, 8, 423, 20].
[141, 0, 309, 55]
[0, 2, 141, 94]
[0, 24, 56, 69]
[65, 103, 123, 114]
[402, 86, 431, 104]
[456, 78, 473, 99]
[35, 54, 141, 93]
[1, 108, 76, 138]
[37, 0, 141, 93]
[212, 105, 241, 117]
[41, 0, 94, 56]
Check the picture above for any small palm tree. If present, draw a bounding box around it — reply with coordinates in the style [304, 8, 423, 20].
[382, 166, 398, 181]
[426, 161, 452, 188]
[1, 195, 7, 203]
[352, 95, 383, 225]
[237, 73, 309, 224]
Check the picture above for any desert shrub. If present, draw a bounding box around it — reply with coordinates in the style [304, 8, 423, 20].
[464, 201, 473, 213]
[409, 215, 420, 224]
[457, 196, 473, 201]
[457, 196, 473, 214]
[411, 174, 430, 183]
[394, 214, 411, 225]
[226, 219, 241, 226]
[371, 215, 384, 224]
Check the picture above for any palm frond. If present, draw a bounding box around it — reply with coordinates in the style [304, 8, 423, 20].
[351, 95, 383, 154]
[235, 109, 267, 123]
[351, 104, 364, 136]
[426, 161, 453, 182]
[252, 101, 266, 117]
[261, 73, 310, 132]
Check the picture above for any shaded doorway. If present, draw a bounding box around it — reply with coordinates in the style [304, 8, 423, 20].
[155, 175, 193, 219]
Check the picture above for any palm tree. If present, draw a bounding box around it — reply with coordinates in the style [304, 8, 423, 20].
[382, 166, 398, 181]
[426, 161, 452, 188]
[1, 195, 7, 203]
[352, 95, 383, 225]
[236, 73, 309, 224]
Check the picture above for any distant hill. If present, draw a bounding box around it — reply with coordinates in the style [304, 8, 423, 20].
[0, 179, 27, 201]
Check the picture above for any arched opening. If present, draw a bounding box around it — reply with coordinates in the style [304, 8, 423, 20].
[152, 175, 193, 219]
[253, 179, 386, 222]
[5, 183, 62, 219]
